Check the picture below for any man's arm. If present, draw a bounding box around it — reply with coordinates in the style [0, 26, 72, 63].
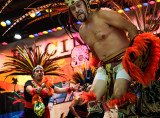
[69, 97, 81, 118]
[99, 9, 138, 39]
[54, 84, 80, 93]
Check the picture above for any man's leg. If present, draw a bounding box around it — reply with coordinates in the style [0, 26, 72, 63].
[91, 67, 107, 100]
[87, 67, 106, 118]
[113, 79, 130, 99]
[90, 79, 106, 100]
[114, 64, 131, 99]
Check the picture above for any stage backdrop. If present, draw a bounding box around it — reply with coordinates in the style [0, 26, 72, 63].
[0, 29, 90, 118]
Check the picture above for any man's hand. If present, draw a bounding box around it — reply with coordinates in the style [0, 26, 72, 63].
[35, 87, 42, 94]
[73, 83, 80, 91]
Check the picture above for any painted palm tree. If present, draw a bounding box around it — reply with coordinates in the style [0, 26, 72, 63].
[11, 77, 18, 92]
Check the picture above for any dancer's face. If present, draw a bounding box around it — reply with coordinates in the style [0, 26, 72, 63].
[70, 0, 88, 22]
[33, 68, 44, 81]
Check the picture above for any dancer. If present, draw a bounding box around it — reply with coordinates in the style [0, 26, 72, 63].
[64, 0, 160, 117]
[24, 65, 79, 118]
[64, 0, 137, 117]
[66, 92, 88, 118]
[0, 44, 80, 118]
[67, 65, 95, 118]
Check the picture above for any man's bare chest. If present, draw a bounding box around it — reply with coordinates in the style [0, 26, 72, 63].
[81, 23, 111, 46]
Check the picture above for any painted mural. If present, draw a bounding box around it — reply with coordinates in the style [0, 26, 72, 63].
[0, 31, 90, 118]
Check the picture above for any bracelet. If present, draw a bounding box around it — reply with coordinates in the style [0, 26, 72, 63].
[30, 88, 36, 96]
[66, 87, 74, 93]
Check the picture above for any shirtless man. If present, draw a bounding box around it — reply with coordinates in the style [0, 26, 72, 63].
[65, 0, 138, 117]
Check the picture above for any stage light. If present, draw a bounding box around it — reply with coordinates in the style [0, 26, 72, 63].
[157, 0, 160, 2]
[30, 13, 36, 18]
[130, 6, 136, 10]
[46, 9, 52, 13]
[42, 31, 48, 34]
[77, 21, 82, 24]
[52, 28, 57, 31]
[142, 3, 149, 6]
[34, 33, 39, 36]
[29, 35, 34, 38]
[149, 1, 155, 4]
[57, 27, 62, 30]
[5, 20, 11, 25]
[1, 21, 6, 27]
[137, 4, 142, 8]
[14, 34, 22, 39]
[118, 10, 124, 13]
[47, 30, 52, 32]
[61, 26, 64, 28]
[35, 11, 41, 16]
[124, 8, 130, 12]
[2, 42, 8, 45]
[38, 32, 43, 35]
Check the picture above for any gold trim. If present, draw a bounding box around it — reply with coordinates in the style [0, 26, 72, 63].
[103, 48, 126, 62]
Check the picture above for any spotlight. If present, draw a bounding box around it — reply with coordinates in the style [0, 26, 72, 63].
[34, 33, 39, 36]
[57, 27, 62, 30]
[137, 4, 142, 8]
[14, 34, 22, 39]
[52, 28, 57, 31]
[118, 10, 124, 13]
[5, 20, 11, 25]
[30, 13, 36, 18]
[143, 3, 149, 6]
[35, 12, 41, 16]
[42, 31, 48, 34]
[29, 35, 34, 38]
[149, 1, 155, 4]
[1, 21, 6, 27]
[2, 42, 8, 45]
[130, 6, 136, 10]
[46, 9, 52, 13]
[38, 32, 43, 35]
[124, 8, 130, 12]
[47, 30, 52, 32]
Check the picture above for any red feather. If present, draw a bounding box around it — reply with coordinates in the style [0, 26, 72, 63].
[122, 33, 160, 86]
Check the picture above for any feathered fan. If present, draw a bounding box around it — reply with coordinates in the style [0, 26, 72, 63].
[70, 64, 96, 90]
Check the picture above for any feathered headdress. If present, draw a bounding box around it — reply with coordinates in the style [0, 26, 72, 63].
[70, 64, 95, 91]
[0, 42, 63, 77]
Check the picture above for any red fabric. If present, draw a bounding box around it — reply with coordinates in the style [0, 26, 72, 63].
[80, 90, 96, 104]
[122, 32, 160, 86]
[102, 102, 110, 111]
[66, 87, 71, 93]
[40, 90, 48, 98]
[24, 101, 34, 109]
[44, 106, 50, 118]
[13, 99, 25, 104]
[108, 92, 137, 107]
[89, 57, 101, 67]
[30, 88, 37, 96]
[42, 76, 54, 87]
